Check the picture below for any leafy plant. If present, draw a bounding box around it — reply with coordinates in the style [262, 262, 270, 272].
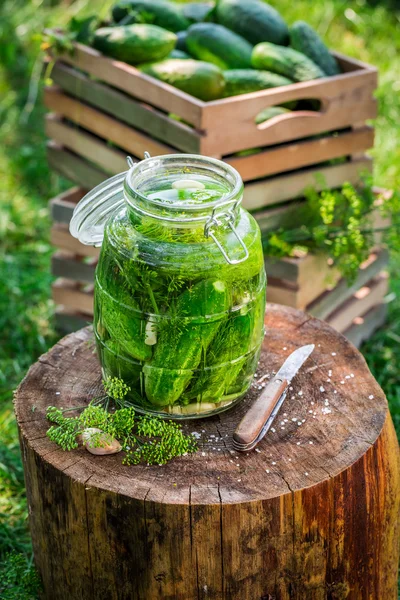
[262, 179, 400, 282]
[0, 553, 41, 600]
[46, 377, 197, 465]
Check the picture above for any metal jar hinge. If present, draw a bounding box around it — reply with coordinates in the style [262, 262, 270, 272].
[204, 200, 249, 265]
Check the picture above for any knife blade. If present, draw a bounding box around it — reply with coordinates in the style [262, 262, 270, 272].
[233, 344, 315, 452]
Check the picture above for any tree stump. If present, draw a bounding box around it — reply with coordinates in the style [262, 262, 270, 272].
[15, 304, 399, 600]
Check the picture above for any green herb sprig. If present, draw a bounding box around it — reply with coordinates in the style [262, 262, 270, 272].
[46, 377, 197, 465]
[262, 179, 400, 282]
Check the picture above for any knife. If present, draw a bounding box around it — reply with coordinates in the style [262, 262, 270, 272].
[232, 344, 315, 452]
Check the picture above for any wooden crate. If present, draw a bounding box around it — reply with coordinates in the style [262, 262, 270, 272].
[49, 188, 389, 345]
[44, 34, 377, 208]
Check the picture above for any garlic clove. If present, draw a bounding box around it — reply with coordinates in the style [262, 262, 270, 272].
[82, 428, 122, 455]
[172, 179, 205, 190]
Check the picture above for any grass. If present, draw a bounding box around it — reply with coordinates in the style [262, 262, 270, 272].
[0, 0, 399, 597]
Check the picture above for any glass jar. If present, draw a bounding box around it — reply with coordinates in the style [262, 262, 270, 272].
[71, 154, 266, 418]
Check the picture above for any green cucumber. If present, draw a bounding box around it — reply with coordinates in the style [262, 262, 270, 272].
[112, 0, 190, 32]
[97, 280, 152, 362]
[140, 58, 225, 101]
[93, 24, 176, 65]
[255, 105, 291, 124]
[183, 309, 254, 402]
[101, 339, 142, 385]
[144, 279, 229, 406]
[186, 23, 253, 69]
[168, 49, 191, 59]
[252, 42, 325, 82]
[223, 69, 292, 97]
[290, 21, 340, 77]
[215, 0, 289, 46]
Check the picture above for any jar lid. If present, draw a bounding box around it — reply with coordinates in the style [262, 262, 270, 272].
[69, 170, 127, 246]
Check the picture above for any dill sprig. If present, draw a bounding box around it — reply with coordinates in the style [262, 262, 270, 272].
[46, 377, 197, 465]
[262, 180, 399, 282]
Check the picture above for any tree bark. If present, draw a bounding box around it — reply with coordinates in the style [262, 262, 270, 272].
[15, 304, 400, 600]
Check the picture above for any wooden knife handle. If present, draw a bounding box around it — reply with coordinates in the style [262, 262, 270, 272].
[233, 377, 288, 446]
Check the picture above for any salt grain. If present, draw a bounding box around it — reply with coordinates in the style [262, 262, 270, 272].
[255, 448, 261, 453]
[331, 352, 336, 356]
[297, 442, 301, 445]
[237, 479, 241, 482]
[272, 462, 276, 465]
[292, 417, 298, 422]
[55, 392, 60, 395]
[351, 373, 355, 378]
[345, 375, 351, 379]
[298, 391, 303, 396]
[271, 427, 276, 433]
[311, 401, 314, 405]
[369, 394, 374, 399]
[341, 381, 345, 384]
[334, 390, 338, 394]
[202, 452, 206, 456]
[309, 441, 313, 445]
[266, 469, 270, 473]
[283, 347, 287, 350]
[305, 472, 309, 476]
[320, 386, 325, 392]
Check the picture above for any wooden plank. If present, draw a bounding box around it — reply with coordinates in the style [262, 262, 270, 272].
[226, 127, 374, 182]
[52, 252, 97, 284]
[200, 68, 377, 154]
[55, 307, 92, 333]
[51, 62, 201, 154]
[52, 278, 94, 316]
[47, 142, 107, 189]
[308, 251, 389, 320]
[243, 156, 373, 211]
[51, 224, 100, 258]
[46, 115, 127, 175]
[344, 303, 387, 348]
[44, 87, 175, 158]
[50, 188, 86, 224]
[46, 33, 204, 128]
[325, 273, 389, 333]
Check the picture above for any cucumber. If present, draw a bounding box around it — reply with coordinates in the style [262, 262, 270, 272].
[215, 0, 289, 46]
[101, 339, 142, 386]
[176, 30, 188, 51]
[97, 282, 152, 362]
[186, 23, 253, 70]
[144, 279, 229, 406]
[255, 105, 291, 124]
[93, 24, 176, 65]
[112, 0, 190, 32]
[182, 2, 215, 23]
[168, 49, 191, 59]
[183, 309, 254, 403]
[140, 58, 225, 101]
[290, 21, 340, 77]
[252, 42, 325, 82]
[223, 69, 292, 97]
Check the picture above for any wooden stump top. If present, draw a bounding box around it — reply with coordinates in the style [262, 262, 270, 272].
[15, 304, 388, 504]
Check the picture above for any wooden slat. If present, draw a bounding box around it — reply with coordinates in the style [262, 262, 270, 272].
[50, 187, 86, 224]
[44, 88, 175, 158]
[51, 62, 201, 154]
[46, 115, 127, 175]
[226, 127, 374, 182]
[344, 303, 387, 348]
[200, 68, 377, 154]
[325, 273, 389, 333]
[51, 224, 100, 258]
[47, 142, 106, 189]
[308, 251, 389, 320]
[52, 252, 97, 284]
[243, 156, 373, 211]
[52, 278, 94, 315]
[54, 307, 92, 333]
[46, 32, 204, 128]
